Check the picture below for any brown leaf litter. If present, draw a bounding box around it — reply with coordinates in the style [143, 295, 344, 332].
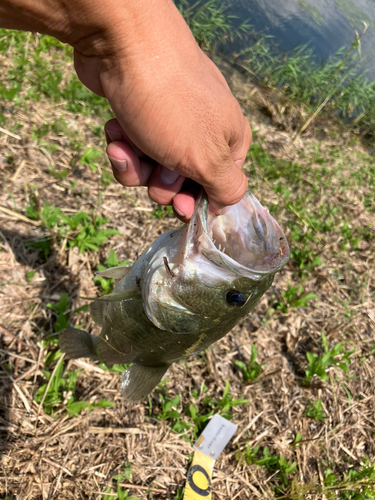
[0, 61, 374, 499]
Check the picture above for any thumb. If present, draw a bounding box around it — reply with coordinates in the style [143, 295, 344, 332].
[205, 161, 249, 213]
[204, 121, 251, 211]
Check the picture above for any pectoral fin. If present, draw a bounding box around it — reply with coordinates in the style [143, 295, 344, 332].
[59, 328, 97, 360]
[120, 364, 169, 402]
[96, 288, 141, 302]
[95, 263, 132, 279]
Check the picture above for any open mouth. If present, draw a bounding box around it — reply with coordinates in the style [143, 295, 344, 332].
[202, 191, 290, 274]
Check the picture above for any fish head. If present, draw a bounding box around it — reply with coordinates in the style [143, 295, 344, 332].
[143, 190, 290, 334]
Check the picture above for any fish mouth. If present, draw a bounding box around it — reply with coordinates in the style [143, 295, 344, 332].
[186, 190, 290, 279]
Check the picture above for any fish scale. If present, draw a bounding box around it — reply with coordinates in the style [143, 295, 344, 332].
[59, 190, 290, 402]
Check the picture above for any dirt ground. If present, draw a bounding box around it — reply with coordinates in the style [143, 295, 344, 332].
[0, 57, 374, 499]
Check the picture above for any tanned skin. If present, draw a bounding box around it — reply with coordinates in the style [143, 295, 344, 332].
[0, 0, 252, 220]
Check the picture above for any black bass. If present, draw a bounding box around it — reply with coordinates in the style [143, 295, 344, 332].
[59, 190, 289, 402]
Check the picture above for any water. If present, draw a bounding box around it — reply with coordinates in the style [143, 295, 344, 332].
[228, 0, 375, 79]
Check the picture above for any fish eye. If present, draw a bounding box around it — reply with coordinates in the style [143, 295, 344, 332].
[226, 290, 246, 307]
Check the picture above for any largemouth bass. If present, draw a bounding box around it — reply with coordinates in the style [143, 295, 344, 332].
[59, 190, 289, 402]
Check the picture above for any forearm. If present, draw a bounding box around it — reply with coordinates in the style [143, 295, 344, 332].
[0, 0, 251, 214]
[0, 0, 197, 57]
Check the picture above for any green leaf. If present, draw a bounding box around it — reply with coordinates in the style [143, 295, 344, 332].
[105, 248, 119, 267]
[67, 400, 90, 417]
[294, 433, 302, 444]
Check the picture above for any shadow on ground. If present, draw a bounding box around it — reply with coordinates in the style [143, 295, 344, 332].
[0, 226, 80, 464]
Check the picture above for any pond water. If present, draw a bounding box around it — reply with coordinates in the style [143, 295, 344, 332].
[227, 0, 375, 79]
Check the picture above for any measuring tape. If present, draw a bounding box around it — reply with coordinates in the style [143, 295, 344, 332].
[183, 415, 237, 500]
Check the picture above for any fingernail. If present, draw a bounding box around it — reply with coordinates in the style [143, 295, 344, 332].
[160, 165, 180, 185]
[173, 205, 186, 218]
[106, 128, 120, 142]
[108, 155, 127, 172]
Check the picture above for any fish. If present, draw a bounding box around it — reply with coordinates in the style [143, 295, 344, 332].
[59, 190, 290, 402]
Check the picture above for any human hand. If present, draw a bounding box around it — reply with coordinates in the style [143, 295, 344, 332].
[72, 1, 251, 221]
[0, 0, 251, 220]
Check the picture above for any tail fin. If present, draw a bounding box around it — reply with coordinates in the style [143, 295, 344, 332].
[120, 364, 169, 402]
[59, 328, 97, 360]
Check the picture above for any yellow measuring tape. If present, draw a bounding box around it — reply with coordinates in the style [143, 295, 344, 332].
[183, 415, 237, 500]
[184, 450, 215, 499]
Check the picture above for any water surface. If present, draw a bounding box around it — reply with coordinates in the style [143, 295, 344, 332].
[229, 0, 375, 79]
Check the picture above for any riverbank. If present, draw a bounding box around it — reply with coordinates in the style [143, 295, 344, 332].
[178, 0, 375, 148]
[0, 21, 374, 500]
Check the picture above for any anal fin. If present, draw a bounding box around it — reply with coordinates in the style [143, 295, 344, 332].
[59, 328, 97, 360]
[120, 364, 169, 402]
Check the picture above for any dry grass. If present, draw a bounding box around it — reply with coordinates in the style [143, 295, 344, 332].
[0, 53, 374, 499]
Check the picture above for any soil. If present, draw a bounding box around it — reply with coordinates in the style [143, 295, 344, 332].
[0, 56, 374, 499]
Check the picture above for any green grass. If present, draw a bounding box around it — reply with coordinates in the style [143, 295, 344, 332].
[103, 464, 140, 500]
[235, 442, 375, 499]
[94, 249, 131, 295]
[235, 445, 297, 493]
[236, 33, 375, 144]
[305, 333, 354, 383]
[305, 398, 327, 421]
[0, 29, 111, 119]
[272, 283, 318, 313]
[176, 0, 250, 50]
[150, 205, 174, 219]
[176, 0, 375, 145]
[187, 380, 249, 439]
[34, 349, 115, 417]
[234, 344, 263, 382]
[25, 200, 119, 258]
[35, 293, 114, 417]
[248, 136, 374, 283]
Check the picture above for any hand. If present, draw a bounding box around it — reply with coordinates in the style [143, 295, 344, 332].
[0, 0, 251, 220]
[72, 2, 251, 221]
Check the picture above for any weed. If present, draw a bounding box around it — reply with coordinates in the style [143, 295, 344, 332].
[157, 394, 192, 437]
[48, 164, 70, 180]
[35, 293, 114, 416]
[98, 363, 131, 373]
[46, 292, 70, 332]
[150, 205, 174, 219]
[305, 333, 354, 382]
[290, 246, 323, 278]
[322, 460, 375, 499]
[305, 399, 326, 421]
[239, 31, 375, 144]
[187, 381, 249, 438]
[34, 354, 114, 417]
[25, 200, 119, 257]
[173, 488, 185, 500]
[103, 463, 139, 500]
[292, 433, 303, 446]
[234, 344, 263, 382]
[176, 0, 250, 51]
[101, 168, 115, 187]
[80, 146, 103, 172]
[274, 284, 318, 313]
[235, 445, 297, 491]
[26, 270, 35, 282]
[94, 249, 131, 295]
